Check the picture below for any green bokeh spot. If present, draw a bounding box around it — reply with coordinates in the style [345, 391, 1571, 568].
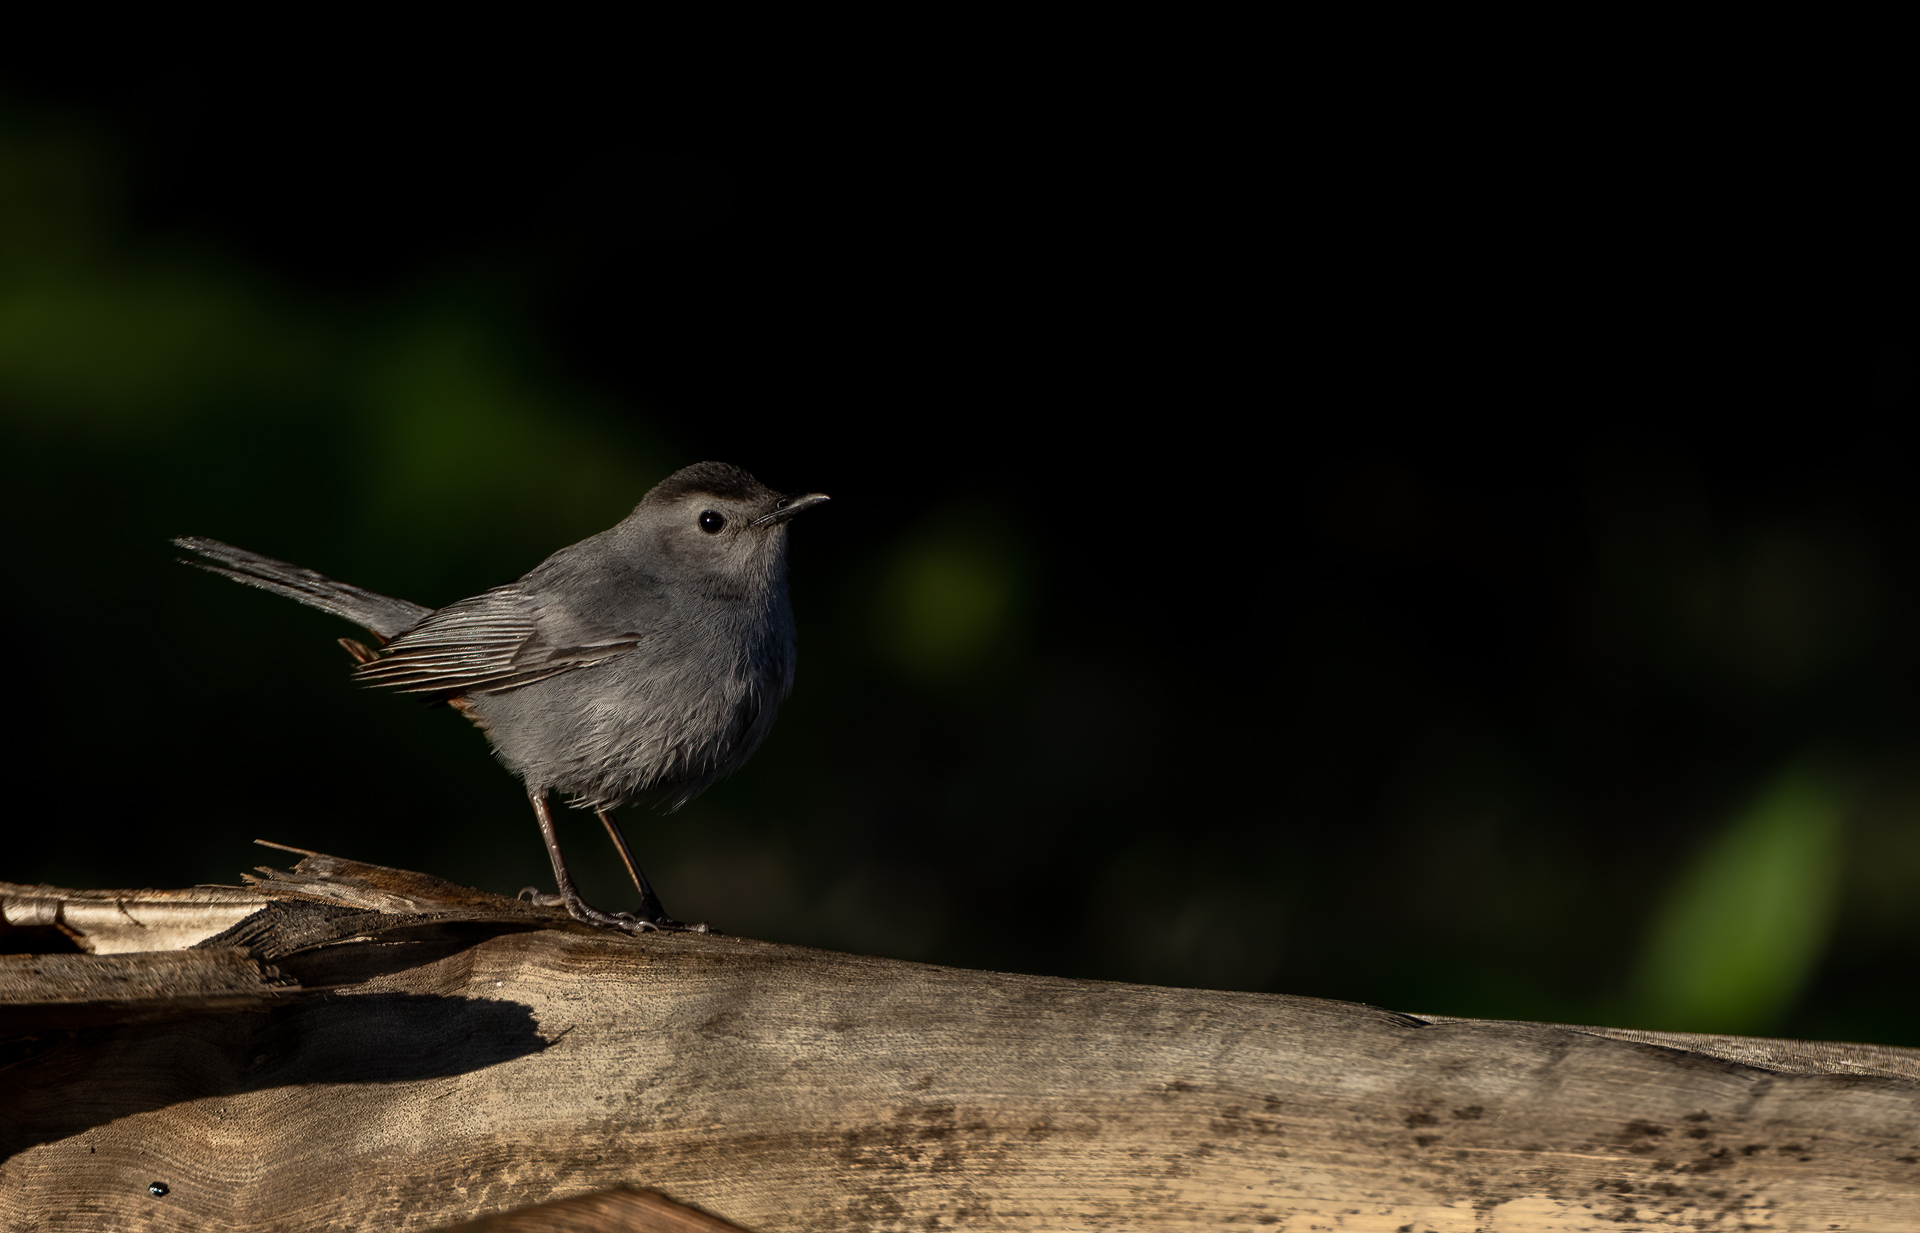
[349, 306, 659, 559]
[1630, 759, 1849, 1034]
[876, 530, 1025, 685]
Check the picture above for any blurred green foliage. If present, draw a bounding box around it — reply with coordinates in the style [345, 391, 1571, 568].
[1631, 759, 1849, 1034]
[873, 509, 1030, 688]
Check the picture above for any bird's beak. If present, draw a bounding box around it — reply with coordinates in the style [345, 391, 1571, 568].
[753, 493, 831, 527]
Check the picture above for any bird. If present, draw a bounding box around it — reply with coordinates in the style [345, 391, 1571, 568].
[176, 461, 828, 933]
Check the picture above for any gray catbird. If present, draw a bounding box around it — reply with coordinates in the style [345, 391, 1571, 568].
[176, 461, 828, 933]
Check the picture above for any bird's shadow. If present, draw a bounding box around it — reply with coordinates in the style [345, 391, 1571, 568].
[0, 927, 555, 1161]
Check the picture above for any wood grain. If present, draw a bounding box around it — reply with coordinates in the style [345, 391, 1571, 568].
[4, 855, 1920, 1231]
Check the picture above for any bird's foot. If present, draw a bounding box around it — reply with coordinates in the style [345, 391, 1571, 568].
[601, 905, 713, 934]
[519, 886, 710, 934]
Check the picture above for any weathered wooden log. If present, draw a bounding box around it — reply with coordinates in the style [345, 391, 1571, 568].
[5, 848, 1920, 1231]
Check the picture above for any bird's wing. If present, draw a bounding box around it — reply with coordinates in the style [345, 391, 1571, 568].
[352, 585, 642, 696]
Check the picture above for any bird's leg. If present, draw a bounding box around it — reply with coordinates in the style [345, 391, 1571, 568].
[596, 809, 705, 932]
[522, 791, 664, 934]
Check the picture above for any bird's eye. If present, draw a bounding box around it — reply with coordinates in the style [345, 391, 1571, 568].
[698, 510, 727, 534]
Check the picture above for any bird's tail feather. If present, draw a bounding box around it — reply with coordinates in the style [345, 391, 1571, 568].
[173, 536, 432, 641]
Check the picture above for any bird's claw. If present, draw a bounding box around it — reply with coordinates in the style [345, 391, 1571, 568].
[521, 886, 709, 935]
[613, 910, 713, 935]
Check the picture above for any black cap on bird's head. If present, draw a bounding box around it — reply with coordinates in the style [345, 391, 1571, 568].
[642, 461, 772, 507]
[640, 461, 829, 532]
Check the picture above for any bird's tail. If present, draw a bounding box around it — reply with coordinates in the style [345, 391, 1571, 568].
[173, 536, 433, 641]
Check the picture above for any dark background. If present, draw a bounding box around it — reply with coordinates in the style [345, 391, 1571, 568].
[1, 57, 1910, 1041]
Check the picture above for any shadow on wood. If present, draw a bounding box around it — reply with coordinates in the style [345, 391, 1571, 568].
[6, 846, 1920, 1231]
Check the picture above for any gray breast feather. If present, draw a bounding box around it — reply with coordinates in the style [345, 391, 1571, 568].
[467, 622, 790, 811]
